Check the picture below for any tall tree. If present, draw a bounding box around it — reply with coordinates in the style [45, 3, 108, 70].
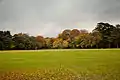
[53, 38, 63, 49]
[0, 31, 13, 50]
[45, 37, 54, 49]
[70, 29, 80, 40]
[58, 29, 71, 40]
[93, 22, 115, 48]
[13, 33, 35, 50]
[111, 24, 120, 48]
[36, 36, 46, 49]
[91, 31, 102, 48]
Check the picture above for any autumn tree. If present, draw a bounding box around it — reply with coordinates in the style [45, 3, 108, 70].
[91, 30, 102, 48]
[36, 36, 46, 49]
[45, 37, 54, 49]
[53, 38, 63, 49]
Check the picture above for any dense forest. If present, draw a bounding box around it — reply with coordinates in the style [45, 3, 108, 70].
[0, 22, 120, 50]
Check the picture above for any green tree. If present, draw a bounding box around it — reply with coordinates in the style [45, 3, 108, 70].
[111, 24, 120, 48]
[13, 33, 35, 50]
[93, 22, 115, 48]
[0, 31, 13, 50]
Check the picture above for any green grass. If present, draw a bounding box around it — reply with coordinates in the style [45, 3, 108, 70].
[0, 49, 120, 80]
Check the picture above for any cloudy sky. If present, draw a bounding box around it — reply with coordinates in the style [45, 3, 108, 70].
[0, 0, 120, 37]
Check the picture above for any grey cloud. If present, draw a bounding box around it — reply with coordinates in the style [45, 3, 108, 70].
[93, 0, 120, 21]
[0, 0, 120, 37]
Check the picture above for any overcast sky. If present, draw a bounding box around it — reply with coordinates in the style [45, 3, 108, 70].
[0, 0, 120, 37]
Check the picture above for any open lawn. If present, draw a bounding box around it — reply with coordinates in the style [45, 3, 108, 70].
[0, 49, 120, 80]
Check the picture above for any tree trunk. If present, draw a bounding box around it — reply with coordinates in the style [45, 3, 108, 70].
[117, 43, 119, 48]
[108, 43, 111, 48]
[96, 44, 98, 48]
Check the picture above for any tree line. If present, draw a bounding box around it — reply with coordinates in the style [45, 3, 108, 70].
[0, 22, 120, 50]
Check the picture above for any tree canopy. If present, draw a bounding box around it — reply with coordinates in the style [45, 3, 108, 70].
[0, 22, 120, 50]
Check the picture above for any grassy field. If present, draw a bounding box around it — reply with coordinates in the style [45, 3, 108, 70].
[0, 49, 120, 80]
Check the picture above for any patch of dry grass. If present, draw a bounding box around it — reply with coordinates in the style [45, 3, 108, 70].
[0, 67, 120, 80]
[0, 68, 81, 80]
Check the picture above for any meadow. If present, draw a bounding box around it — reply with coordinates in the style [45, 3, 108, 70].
[0, 49, 120, 80]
